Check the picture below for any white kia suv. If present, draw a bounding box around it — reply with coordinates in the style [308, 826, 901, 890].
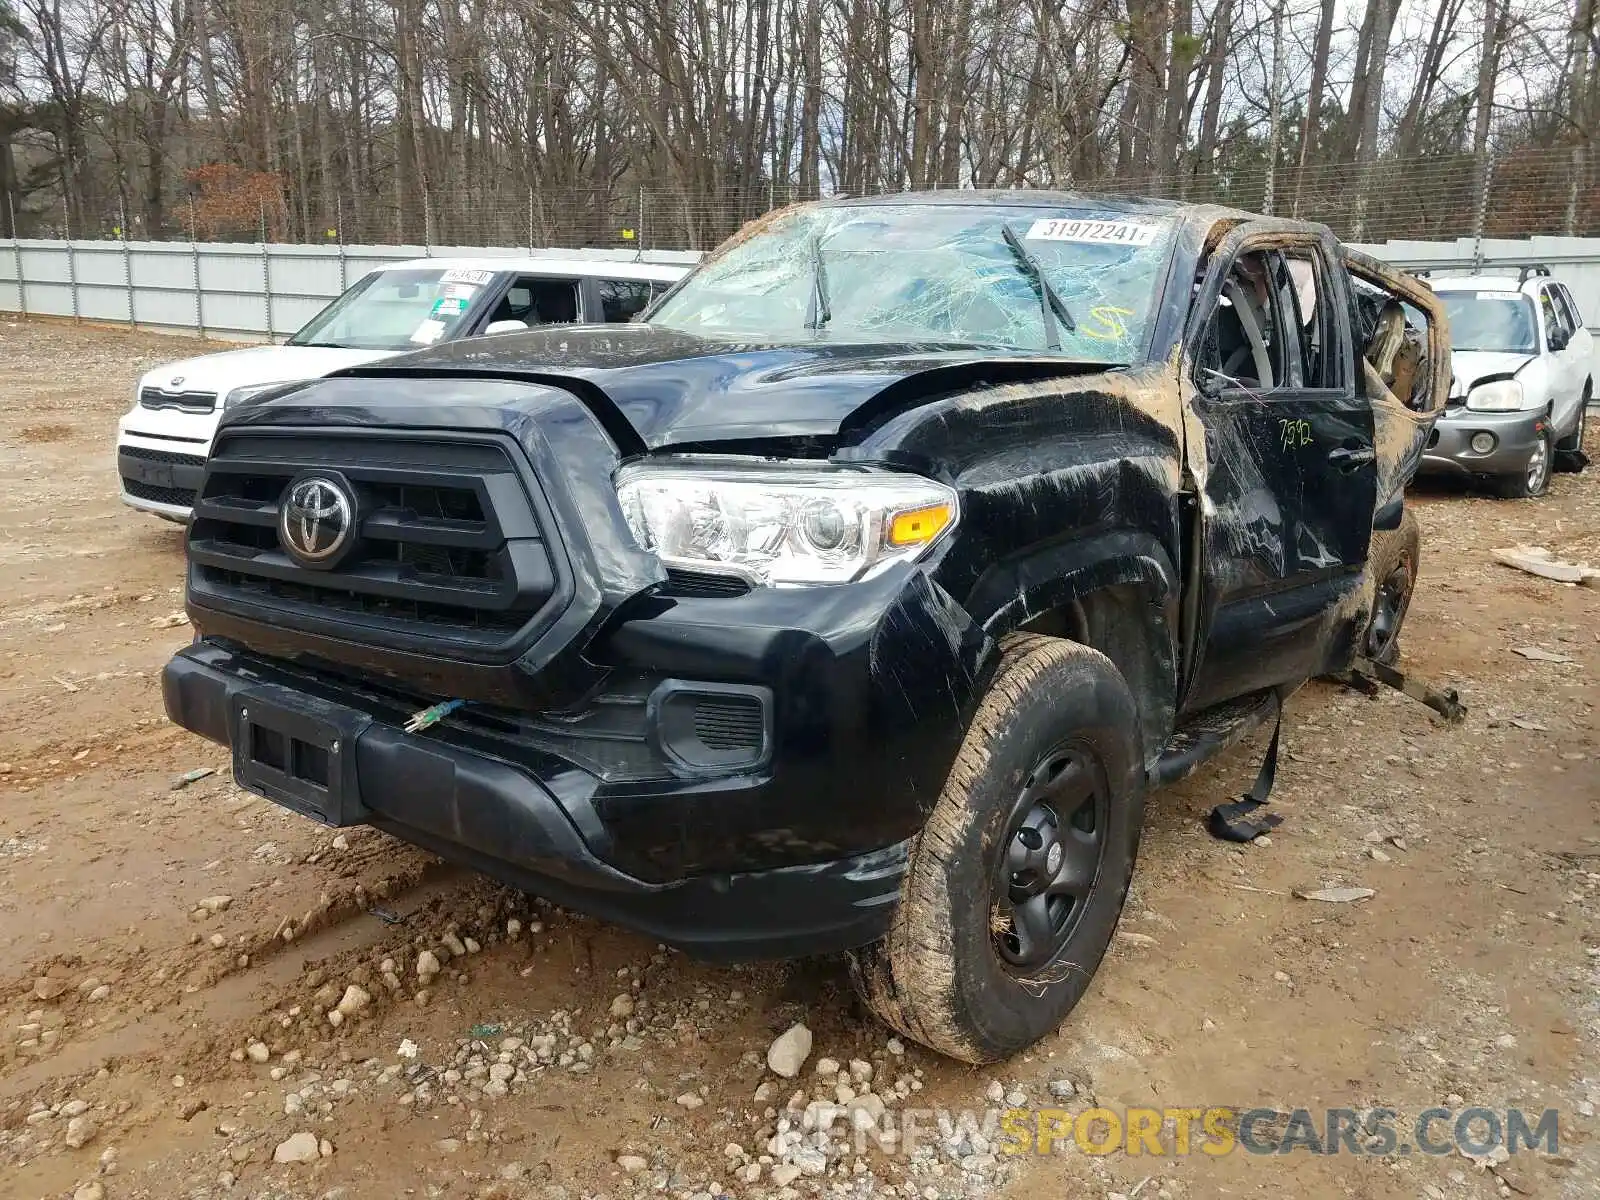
[116, 257, 688, 520]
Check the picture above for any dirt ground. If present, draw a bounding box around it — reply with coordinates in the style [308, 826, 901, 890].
[1, 320, 1597, 1200]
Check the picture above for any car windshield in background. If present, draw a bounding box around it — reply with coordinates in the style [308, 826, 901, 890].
[648, 203, 1178, 360]
[291, 267, 496, 351]
[1440, 292, 1537, 353]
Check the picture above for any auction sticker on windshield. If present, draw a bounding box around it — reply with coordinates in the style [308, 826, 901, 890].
[409, 318, 448, 344]
[441, 268, 495, 286]
[1026, 218, 1159, 247]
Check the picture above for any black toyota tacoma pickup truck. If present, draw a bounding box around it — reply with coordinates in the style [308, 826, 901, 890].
[162, 193, 1447, 1062]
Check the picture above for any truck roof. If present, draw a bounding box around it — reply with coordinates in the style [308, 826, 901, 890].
[1426, 275, 1532, 294]
[812, 188, 1326, 237]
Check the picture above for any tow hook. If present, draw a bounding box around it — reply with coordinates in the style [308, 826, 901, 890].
[1344, 654, 1467, 724]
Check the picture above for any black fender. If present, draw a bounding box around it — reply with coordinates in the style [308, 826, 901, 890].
[964, 529, 1181, 767]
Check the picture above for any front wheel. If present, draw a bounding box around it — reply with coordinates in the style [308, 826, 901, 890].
[1496, 422, 1553, 499]
[848, 634, 1144, 1063]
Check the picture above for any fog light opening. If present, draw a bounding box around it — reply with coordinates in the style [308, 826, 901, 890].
[1469, 432, 1496, 455]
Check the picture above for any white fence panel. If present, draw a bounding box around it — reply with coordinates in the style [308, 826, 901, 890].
[0, 239, 701, 341]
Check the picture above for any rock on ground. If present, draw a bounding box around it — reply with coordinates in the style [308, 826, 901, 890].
[766, 1022, 813, 1078]
[64, 1116, 98, 1148]
[273, 1131, 322, 1164]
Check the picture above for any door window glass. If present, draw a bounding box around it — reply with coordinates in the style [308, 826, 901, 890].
[1539, 288, 1566, 347]
[485, 277, 580, 329]
[1554, 284, 1585, 332]
[599, 280, 653, 322]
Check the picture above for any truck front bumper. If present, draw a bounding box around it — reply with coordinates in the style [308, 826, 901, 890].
[1418, 406, 1545, 479]
[164, 644, 909, 960]
[163, 566, 991, 962]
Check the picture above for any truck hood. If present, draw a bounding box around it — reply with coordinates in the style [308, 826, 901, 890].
[141, 344, 398, 396]
[338, 323, 1116, 449]
[1449, 349, 1536, 396]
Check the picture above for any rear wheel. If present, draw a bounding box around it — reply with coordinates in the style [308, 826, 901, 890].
[1362, 509, 1420, 665]
[848, 634, 1144, 1063]
[1555, 381, 1590, 471]
[1496, 422, 1553, 498]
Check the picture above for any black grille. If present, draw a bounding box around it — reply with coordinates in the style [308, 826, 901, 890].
[140, 387, 217, 412]
[188, 433, 564, 658]
[121, 445, 206, 469]
[662, 566, 752, 597]
[692, 695, 765, 751]
[125, 478, 198, 507]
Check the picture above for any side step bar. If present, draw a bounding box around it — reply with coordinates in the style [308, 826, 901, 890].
[1150, 688, 1278, 788]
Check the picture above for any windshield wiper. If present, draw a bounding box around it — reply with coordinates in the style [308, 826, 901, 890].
[1000, 223, 1075, 349]
[803, 233, 832, 330]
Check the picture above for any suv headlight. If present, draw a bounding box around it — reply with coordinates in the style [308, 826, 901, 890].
[616, 459, 958, 587]
[222, 380, 309, 409]
[1464, 379, 1525, 411]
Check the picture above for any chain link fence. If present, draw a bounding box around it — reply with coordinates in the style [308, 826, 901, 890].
[12, 148, 1595, 251]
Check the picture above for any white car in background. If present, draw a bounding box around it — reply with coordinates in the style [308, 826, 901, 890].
[115, 256, 689, 520]
[1422, 267, 1593, 498]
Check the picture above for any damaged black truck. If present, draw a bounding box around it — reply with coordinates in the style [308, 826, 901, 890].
[162, 194, 1448, 1063]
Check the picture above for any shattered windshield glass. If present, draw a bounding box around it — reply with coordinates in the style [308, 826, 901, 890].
[649, 203, 1177, 362]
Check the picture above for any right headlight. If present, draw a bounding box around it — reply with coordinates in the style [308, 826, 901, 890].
[1464, 379, 1525, 411]
[616, 458, 958, 587]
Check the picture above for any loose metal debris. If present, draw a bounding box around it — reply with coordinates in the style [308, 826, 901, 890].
[1345, 654, 1468, 723]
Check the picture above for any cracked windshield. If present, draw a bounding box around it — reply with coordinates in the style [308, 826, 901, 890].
[649, 203, 1176, 361]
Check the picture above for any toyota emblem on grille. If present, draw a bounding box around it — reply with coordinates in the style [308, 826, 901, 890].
[279, 474, 356, 568]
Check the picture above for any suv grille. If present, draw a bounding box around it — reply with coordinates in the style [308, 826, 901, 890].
[140, 387, 217, 412]
[188, 433, 565, 658]
[125, 479, 199, 508]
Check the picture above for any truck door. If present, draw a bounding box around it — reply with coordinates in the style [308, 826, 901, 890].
[1180, 224, 1376, 713]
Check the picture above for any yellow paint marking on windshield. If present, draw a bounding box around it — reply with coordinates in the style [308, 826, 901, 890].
[1080, 306, 1136, 341]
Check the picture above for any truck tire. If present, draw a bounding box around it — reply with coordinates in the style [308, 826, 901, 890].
[848, 634, 1144, 1063]
[1362, 509, 1420, 665]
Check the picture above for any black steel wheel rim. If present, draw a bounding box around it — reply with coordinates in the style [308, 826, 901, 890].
[1367, 561, 1410, 657]
[991, 742, 1110, 973]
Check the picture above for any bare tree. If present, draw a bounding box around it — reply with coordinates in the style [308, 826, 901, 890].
[0, 0, 1589, 246]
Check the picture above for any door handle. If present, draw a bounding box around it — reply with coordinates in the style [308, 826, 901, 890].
[1327, 446, 1376, 470]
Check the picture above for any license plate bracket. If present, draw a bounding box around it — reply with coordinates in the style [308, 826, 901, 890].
[232, 685, 372, 826]
[129, 460, 177, 488]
